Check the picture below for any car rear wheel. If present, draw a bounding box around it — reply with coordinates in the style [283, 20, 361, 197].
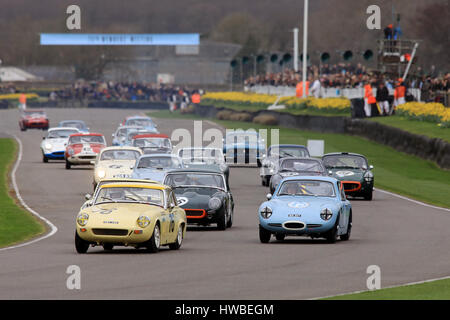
[169, 225, 184, 250]
[65, 160, 71, 170]
[259, 225, 271, 243]
[146, 224, 161, 253]
[364, 190, 373, 201]
[275, 233, 285, 241]
[340, 213, 352, 241]
[75, 232, 89, 254]
[103, 243, 114, 251]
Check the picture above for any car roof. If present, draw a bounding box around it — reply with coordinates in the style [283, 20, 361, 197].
[69, 133, 104, 137]
[269, 144, 307, 149]
[99, 181, 167, 190]
[165, 168, 223, 174]
[133, 134, 169, 139]
[323, 152, 366, 158]
[47, 127, 80, 132]
[100, 146, 142, 153]
[280, 175, 338, 183]
[280, 157, 322, 163]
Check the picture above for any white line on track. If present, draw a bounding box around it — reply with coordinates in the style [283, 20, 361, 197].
[310, 275, 450, 300]
[0, 135, 58, 252]
[374, 188, 450, 212]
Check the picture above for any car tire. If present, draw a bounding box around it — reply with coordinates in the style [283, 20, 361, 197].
[259, 225, 271, 243]
[146, 224, 161, 253]
[257, 160, 262, 168]
[275, 233, 285, 241]
[169, 225, 184, 250]
[261, 178, 266, 186]
[217, 210, 227, 231]
[325, 218, 339, 244]
[226, 210, 233, 228]
[42, 154, 48, 163]
[103, 243, 114, 251]
[340, 212, 352, 241]
[65, 160, 71, 170]
[75, 232, 89, 254]
[364, 190, 373, 201]
[93, 183, 97, 192]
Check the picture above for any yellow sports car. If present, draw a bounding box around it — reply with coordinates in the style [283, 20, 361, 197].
[93, 146, 142, 190]
[75, 181, 187, 253]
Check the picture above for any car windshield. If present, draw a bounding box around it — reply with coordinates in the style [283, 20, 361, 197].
[323, 155, 368, 169]
[226, 132, 260, 144]
[134, 138, 170, 148]
[126, 119, 154, 127]
[47, 129, 78, 138]
[100, 150, 140, 161]
[69, 135, 104, 144]
[95, 186, 163, 206]
[24, 111, 45, 117]
[60, 121, 86, 130]
[270, 147, 309, 158]
[179, 148, 224, 163]
[278, 180, 335, 197]
[280, 159, 323, 172]
[137, 156, 182, 169]
[164, 173, 225, 189]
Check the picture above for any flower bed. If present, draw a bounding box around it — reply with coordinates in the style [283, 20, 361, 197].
[396, 102, 450, 128]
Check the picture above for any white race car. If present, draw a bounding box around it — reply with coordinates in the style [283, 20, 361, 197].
[40, 127, 80, 163]
[93, 146, 143, 190]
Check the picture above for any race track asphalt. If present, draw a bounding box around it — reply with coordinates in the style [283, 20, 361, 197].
[0, 108, 449, 299]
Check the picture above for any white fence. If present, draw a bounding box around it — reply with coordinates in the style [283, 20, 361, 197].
[247, 85, 421, 101]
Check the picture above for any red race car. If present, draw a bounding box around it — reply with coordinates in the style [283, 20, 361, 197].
[19, 109, 49, 131]
[65, 133, 106, 169]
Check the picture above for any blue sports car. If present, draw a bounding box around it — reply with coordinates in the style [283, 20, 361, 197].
[131, 154, 184, 183]
[258, 176, 352, 243]
[223, 130, 266, 167]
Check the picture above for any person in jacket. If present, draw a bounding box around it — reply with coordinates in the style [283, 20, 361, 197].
[376, 82, 390, 115]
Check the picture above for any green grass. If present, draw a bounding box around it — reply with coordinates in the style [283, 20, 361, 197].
[0, 139, 45, 247]
[369, 116, 450, 143]
[200, 101, 351, 117]
[324, 278, 450, 300]
[152, 110, 450, 208]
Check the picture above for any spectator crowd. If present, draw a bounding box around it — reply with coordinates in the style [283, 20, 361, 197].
[244, 63, 449, 104]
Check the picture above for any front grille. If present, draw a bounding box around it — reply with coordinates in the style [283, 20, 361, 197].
[283, 222, 305, 229]
[343, 181, 361, 192]
[53, 151, 64, 155]
[306, 224, 322, 228]
[78, 155, 96, 160]
[184, 209, 206, 219]
[92, 228, 128, 236]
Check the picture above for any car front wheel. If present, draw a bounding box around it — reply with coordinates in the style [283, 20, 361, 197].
[42, 154, 48, 163]
[169, 225, 184, 250]
[325, 218, 339, 244]
[364, 190, 373, 201]
[259, 225, 271, 243]
[146, 224, 161, 253]
[65, 160, 71, 169]
[75, 232, 90, 253]
[217, 210, 227, 230]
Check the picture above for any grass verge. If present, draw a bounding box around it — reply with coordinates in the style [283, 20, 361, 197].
[0, 138, 45, 248]
[151, 110, 450, 208]
[323, 278, 450, 300]
[369, 116, 450, 143]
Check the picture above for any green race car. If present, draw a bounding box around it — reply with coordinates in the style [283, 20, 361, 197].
[322, 152, 374, 200]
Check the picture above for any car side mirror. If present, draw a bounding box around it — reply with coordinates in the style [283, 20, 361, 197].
[85, 194, 92, 201]
[266, 193, 272, 200]
[328, 170, 333, 175]
[369, 165, 374, 170]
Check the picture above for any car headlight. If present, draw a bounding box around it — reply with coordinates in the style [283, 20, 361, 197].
[208, 197, 222, 210]
[77, 213, 89, 226]
[260, 206, 272, 219]
[219, 163, 227, 172]
[44, 143, 52, 150]
[137, 215, 150, 228]
[364, 171, 374, 182]
[320, 208, 333, 221]
[68, 148, 74, 156]
[97, 169, 106, 179]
